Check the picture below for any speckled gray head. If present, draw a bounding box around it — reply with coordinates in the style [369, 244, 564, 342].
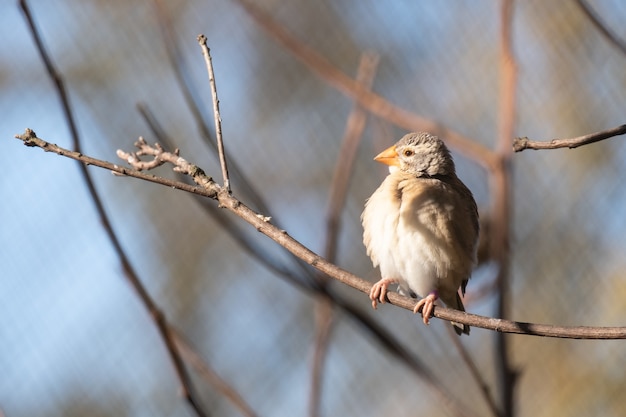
[379, 132, 455, 177]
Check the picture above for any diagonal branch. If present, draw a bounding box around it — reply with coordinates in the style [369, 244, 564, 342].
[14, 130, 626, 341]
[576, 0, 626, 56]
[234, 0, 498, 171]
[171, 331, 260, 417]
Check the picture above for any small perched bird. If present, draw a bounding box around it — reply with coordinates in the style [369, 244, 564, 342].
[362, 132, 479, 335]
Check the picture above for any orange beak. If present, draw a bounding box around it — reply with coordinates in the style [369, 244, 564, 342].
[374, 145, 400, 167]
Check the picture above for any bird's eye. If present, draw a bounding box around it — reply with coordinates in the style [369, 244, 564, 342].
[403, 149, 414, 157]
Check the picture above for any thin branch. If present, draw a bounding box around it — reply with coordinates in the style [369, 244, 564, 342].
[234, 0, 499, 171]
[171, 330, 260, 417]
[513, 124, 626, 152]
[447, 326, 501, 417]
[197, 35, 230, 192]
[18, 3, 209, 416]
[14, 130, 626, 340]
[576, 0, 626, 56]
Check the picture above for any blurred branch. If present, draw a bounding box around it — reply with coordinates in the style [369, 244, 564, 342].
[447, 326, 501, 417]
[309, 51, 379, 417]
[235, 0, 499, 171]
[323, 51, 379, 265]
[14, 129, 626, 340]
[18, 3, 209, 417]
[171, 331, 260, 417]
[494, 1, 518, 416]
[513, 124, 626, 152]
[197, 35, 231, 192]
[576, 0, 626, 56]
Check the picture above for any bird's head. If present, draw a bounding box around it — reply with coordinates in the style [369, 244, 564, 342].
[374, 132, 455, 177]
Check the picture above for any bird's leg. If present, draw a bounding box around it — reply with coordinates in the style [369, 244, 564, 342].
[413, 291, 439, 325]
[369, 278, 399, 309]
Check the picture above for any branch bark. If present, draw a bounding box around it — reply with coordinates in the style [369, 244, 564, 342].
[513, 124, 626, 151]
[197, 34, 230, 192]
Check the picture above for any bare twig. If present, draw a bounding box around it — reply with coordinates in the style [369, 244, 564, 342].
[234, 0, 498, 171]
[576, 0, 626, 56]
[513, 124, 626, 152]
[14, 130, 626, 340]
[197, 35, 230, 192]
[18, 3, 209, 416]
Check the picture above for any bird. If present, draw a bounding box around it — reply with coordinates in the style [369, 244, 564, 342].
[362, 132, 479, 335]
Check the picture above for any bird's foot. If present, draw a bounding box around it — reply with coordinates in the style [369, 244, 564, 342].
[369, 278, 399, 310]
[413, 291, 439, 325]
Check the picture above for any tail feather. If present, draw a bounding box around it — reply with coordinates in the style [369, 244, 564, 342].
[451, 293, 470, 336]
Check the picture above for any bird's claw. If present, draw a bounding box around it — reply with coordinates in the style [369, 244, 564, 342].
[369, 278, 398, 310]
[413, 292, 438, 325]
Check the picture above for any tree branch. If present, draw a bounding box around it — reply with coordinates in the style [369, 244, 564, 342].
[14, 129, 626, 340]
[513, 124, 626, 152]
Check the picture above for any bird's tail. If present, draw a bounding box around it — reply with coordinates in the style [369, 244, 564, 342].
[451, 293, 470, 336]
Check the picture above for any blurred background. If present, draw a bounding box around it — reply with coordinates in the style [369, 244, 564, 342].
[1, 1, 625, 416]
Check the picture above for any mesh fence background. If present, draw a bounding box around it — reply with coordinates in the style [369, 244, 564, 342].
[1, 1, 625, 416]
